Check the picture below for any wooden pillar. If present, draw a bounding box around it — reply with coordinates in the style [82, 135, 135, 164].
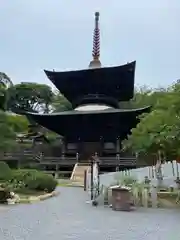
[55, 164, 58, 179]
[84, 170, 87, 191]
[99, 136, 103, 157]
[77, 137, 81, 161]
[90, 156, 94, 200]
[76, 152, 79, 162]
[62, 139, 65, 160]
[116, 137, 120, 153]
[17, 159, 20, 169]
[116, 137, 120, 171]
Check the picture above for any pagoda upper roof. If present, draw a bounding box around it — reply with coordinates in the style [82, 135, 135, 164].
[22, 106, 150, 142]
[44, 61, 136, 107]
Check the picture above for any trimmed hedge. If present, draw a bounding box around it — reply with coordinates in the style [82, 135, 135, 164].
[0, 162, 58, 193]
[12, 169, 58, 193]
[25, 172, 57, 193]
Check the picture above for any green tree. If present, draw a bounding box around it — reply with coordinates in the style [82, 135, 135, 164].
[122, 80, 180, 184]
[6, 114, 29, 133]
[0, 86, 6, 110]
[7, 82, 54, 113]
[119, 85, 168, 110]
[0, 110, 17, 151]
[52, 92, 72, 112]
[0, 72, 13, 110]
[0, 72, 13, 89]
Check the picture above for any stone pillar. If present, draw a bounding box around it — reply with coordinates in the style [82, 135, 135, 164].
[151, 186, 158, 208]
[142, 187, 149, 208]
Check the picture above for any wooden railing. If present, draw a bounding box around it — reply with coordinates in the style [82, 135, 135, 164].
[2, 153, 33, 161]
[1, 153, 136, 166]
[40, 157, 77, 165]
[99, 157, 136, 166]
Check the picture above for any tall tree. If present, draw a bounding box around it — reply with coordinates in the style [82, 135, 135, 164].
[0, 72, 13, 110]
[0, 85, 6, 110]
[7, 82, 54, 113]
[122, 80, 180, 183]
[0, 72, 13, 89]
[0, 111, 17, 151]
[6, 114, 29, 133]
[52, 93, 72, 112]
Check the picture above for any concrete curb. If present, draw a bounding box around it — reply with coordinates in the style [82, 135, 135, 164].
[58, 182, 84, 188]
[20, 191, 60, 204]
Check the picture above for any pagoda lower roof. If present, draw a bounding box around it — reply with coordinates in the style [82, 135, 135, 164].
[22, 106, 150, 142]
[44, 61, 136, 107]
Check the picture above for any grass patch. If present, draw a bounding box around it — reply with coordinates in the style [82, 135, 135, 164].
[57, 179, 84, 187]
[57, 179, 72, 186]
[157, 191, 179, 199]
[156, 191, 180, 208]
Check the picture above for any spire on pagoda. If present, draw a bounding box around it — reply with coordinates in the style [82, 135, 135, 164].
[89, 12, 101, 68]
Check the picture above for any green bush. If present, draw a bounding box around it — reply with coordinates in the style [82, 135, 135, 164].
[26, 173, 58, 193]
[114, 174, 137, 186]
[0, 188, 10, 203]
[12, 169, 38, 182]
[0, 161, 12, 181]
[12, 169, 58, 193]
[0, 166, 57, 193]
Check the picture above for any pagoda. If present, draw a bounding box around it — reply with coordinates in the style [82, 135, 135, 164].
[22, 12, 150, 169]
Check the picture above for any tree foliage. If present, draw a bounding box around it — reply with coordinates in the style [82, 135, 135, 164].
[7, 82, 54, 113]
[6, 114, 29, 133]
[0, 72, 13, 110]
[0, 86, 6, 110]
[0, 72, 13, 89]
[0, 75, 71, 151]
[52, 92, 72, 112]
[122, 81, 180, 165]
[0, 111, 17, 151]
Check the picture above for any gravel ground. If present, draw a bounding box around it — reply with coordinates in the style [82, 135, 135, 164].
[0, 187, 179, 240]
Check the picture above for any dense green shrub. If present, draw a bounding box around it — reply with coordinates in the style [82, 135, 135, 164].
[26, 172, 58, 193]
[12, 169, 58, 193]
[0, 161, 12, 181]
[0, 166, 57, 193]
[12, 169, 38, 182]
[0, 189, 10, 203]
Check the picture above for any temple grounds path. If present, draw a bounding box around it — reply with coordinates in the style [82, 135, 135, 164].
[0, 187, 179, 240]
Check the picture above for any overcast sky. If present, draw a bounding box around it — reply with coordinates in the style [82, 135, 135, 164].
[0, 0, 179, 89]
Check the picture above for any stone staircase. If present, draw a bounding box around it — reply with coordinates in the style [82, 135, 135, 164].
[70, 163, 90, 187]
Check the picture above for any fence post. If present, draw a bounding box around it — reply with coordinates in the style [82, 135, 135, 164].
[84, 170, 87, 191]
[91, 159, 94, 200]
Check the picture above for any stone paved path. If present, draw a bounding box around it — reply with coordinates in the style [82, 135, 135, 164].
[0, 187, 180, 240]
